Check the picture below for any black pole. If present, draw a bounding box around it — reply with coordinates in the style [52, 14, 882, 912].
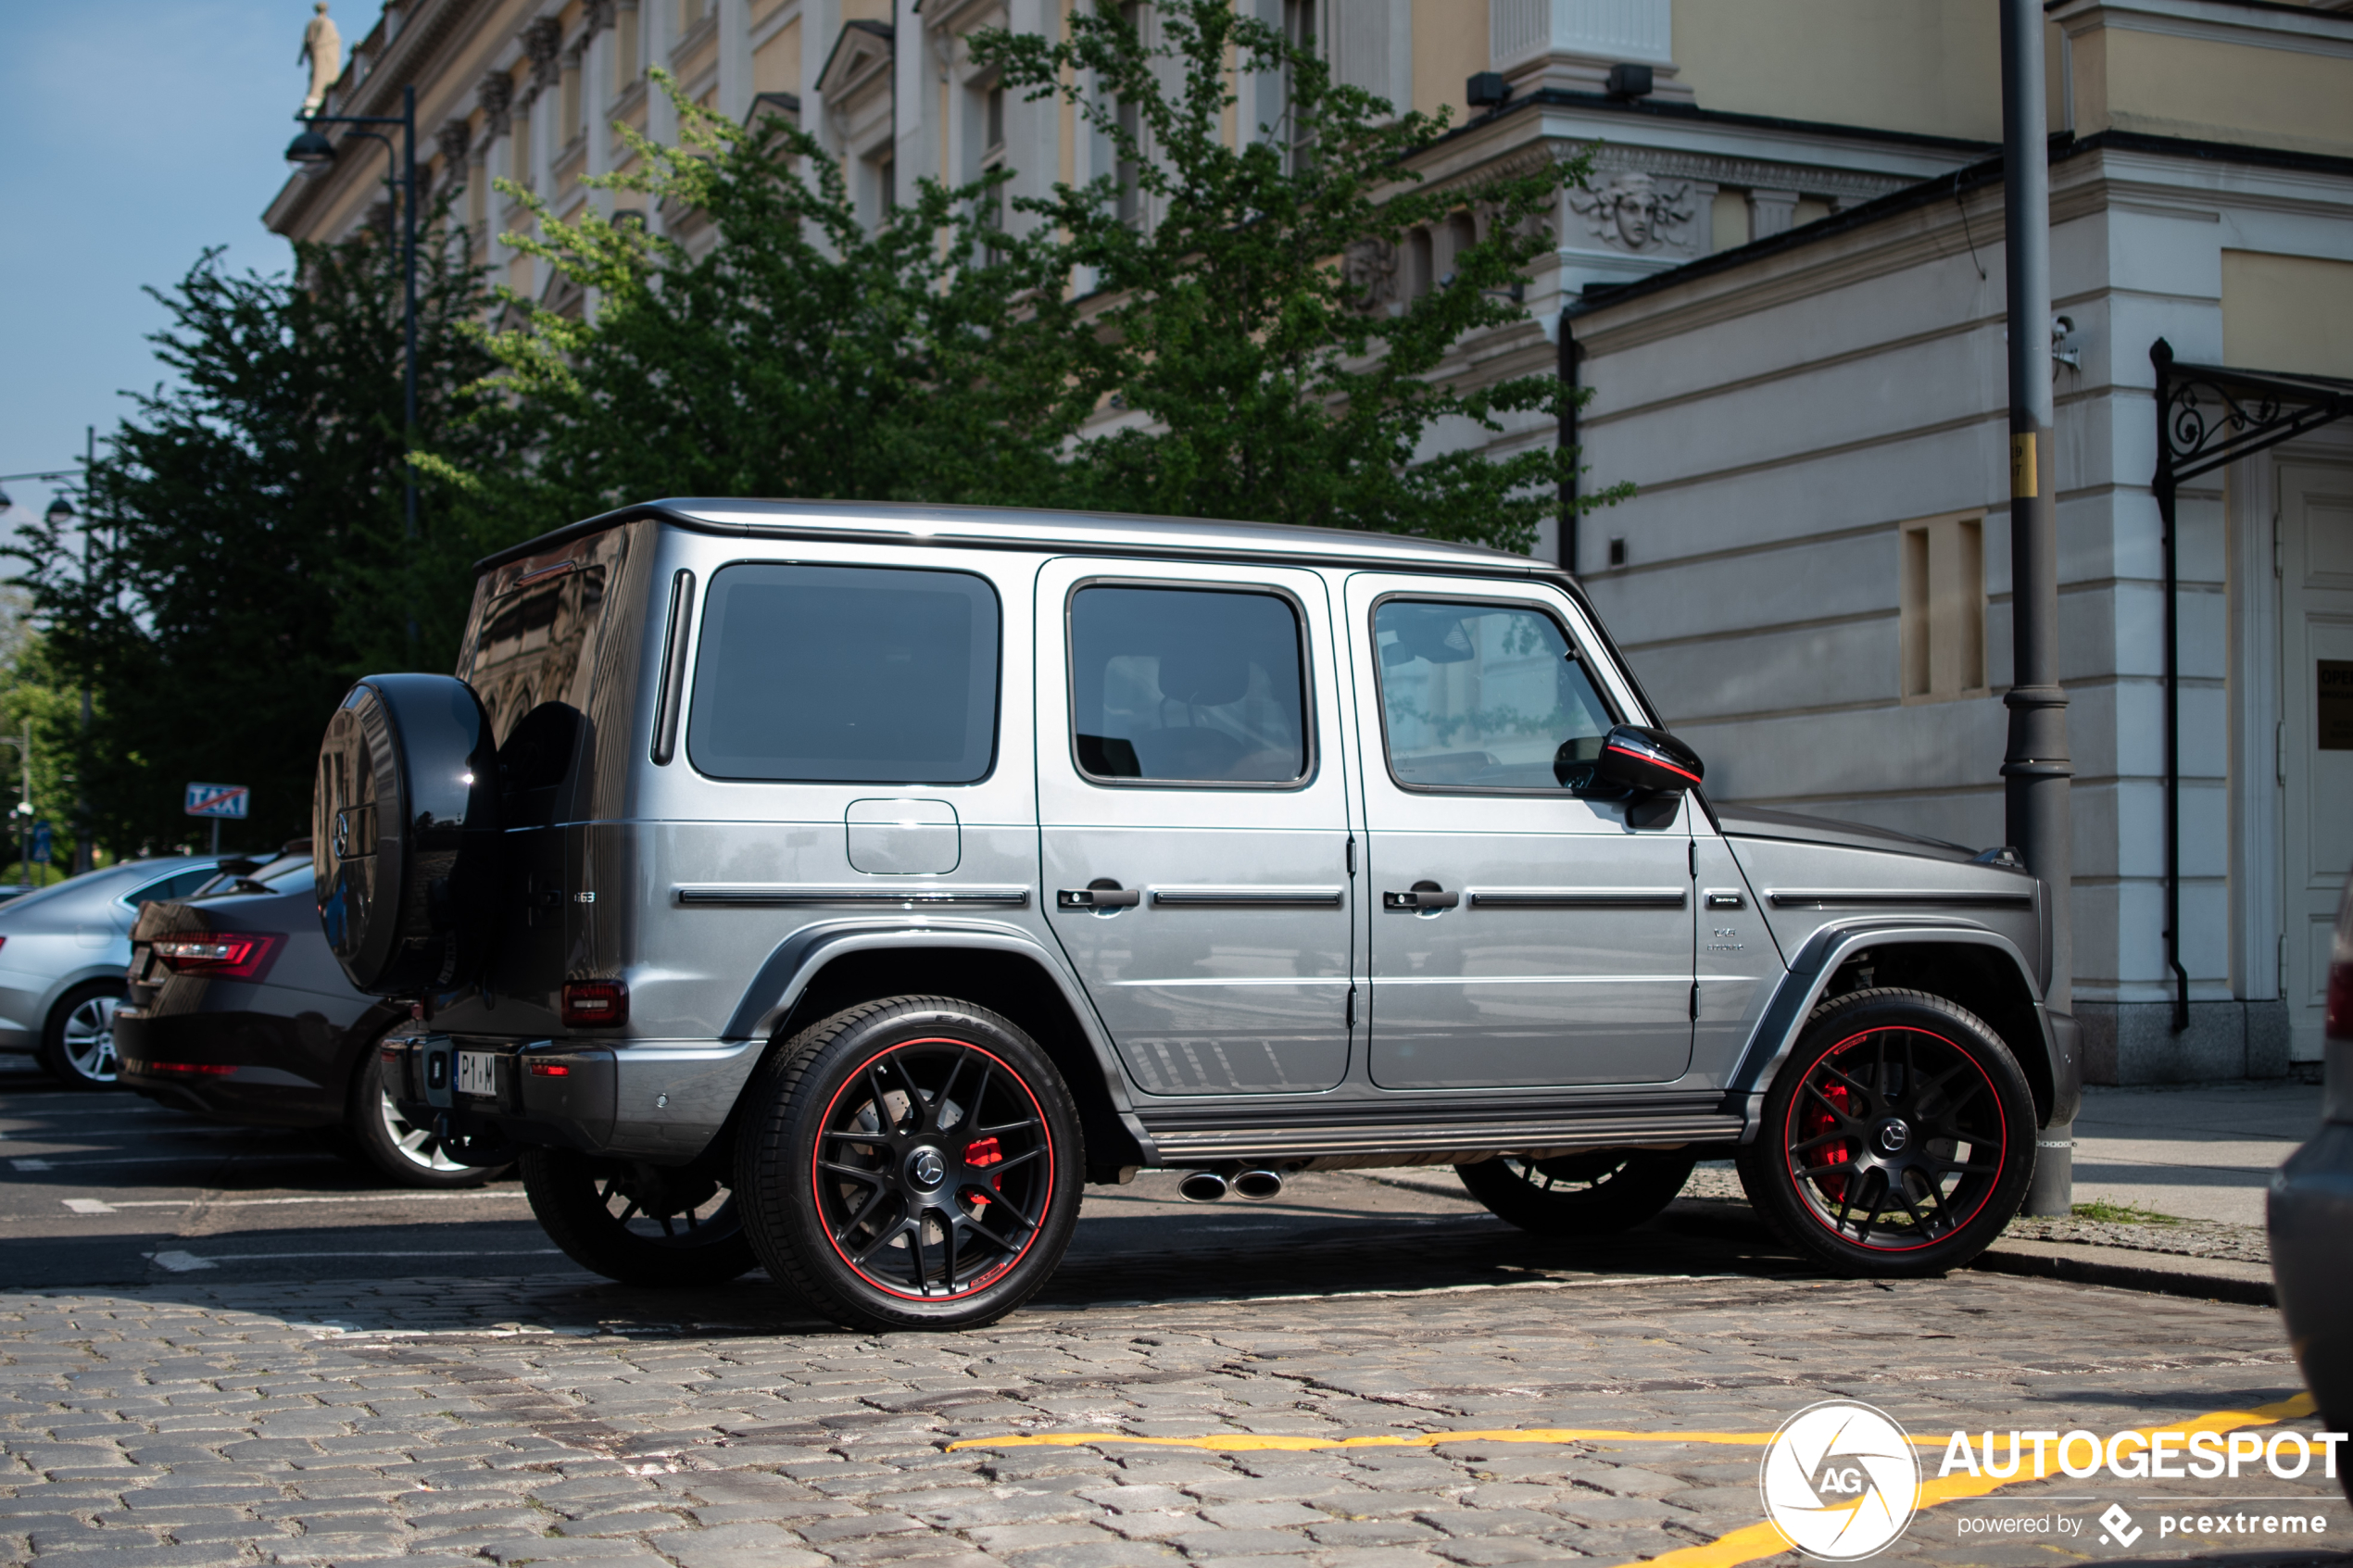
[1558, 314, 1580, 575]
[402, 84, 421, 656]
[1999, 0, 2075, 1216]
[75, 424, 94, 877]
[2151, 340, 2190, 1033]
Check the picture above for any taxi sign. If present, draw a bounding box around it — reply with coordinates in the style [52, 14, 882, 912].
[184, 782, 250, 820]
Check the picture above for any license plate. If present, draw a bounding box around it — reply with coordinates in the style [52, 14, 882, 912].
[456, 1050, 498, 1098]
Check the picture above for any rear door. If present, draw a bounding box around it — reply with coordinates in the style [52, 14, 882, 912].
[1343, 574, 1695, 1089]
[1038, 559, 1356, 1095]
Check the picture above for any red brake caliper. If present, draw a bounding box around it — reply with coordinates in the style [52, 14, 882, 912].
[963, 1136, 1002, 1210]
[1800, 1058, 1855, 1204]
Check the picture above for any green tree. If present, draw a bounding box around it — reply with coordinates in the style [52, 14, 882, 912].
[975, 0, 1628, 551]
[11, 219, 508, 856]
[439, 74, 1089, 521]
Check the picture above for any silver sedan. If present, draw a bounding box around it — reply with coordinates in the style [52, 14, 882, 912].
[0, 858, 228, 1087]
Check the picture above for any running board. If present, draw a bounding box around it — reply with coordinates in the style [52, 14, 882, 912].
[1145, 1110, 1744, 1164]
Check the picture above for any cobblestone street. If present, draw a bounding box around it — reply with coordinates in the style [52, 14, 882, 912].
[5, 1160, 2346, 1568]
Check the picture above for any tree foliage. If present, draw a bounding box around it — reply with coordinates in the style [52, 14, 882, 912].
[10, 219, 507, 855]
[974, 0, 1626, 549]
[442, 75, 1089, 522]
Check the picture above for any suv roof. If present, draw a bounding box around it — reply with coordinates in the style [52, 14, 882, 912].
[476, 498, 1559, 579]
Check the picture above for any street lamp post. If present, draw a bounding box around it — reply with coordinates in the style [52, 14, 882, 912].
[287, 84, 419, 559]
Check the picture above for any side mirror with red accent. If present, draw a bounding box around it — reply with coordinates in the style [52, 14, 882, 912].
[1590, 724, 1705, 797]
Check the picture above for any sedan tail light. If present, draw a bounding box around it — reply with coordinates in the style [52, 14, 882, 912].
[152, 934, 283, 979]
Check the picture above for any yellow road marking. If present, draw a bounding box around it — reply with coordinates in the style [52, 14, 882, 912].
[945, 1391, 2322, 1568]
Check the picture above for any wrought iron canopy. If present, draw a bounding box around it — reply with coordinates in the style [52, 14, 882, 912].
[2153, 337, 2353, 486]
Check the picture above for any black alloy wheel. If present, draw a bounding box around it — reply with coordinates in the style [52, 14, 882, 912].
[522, 1148, 758, 1286]
[1455, 1148, 1699, 1236]
[1737, 987, 2036, 1277]
[735, 996, 1082, 1333]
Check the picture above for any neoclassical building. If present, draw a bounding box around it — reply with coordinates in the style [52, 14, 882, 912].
[269, 0, 2353, 1084]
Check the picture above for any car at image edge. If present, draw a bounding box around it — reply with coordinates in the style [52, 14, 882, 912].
[2269, 865, 2353, 1504]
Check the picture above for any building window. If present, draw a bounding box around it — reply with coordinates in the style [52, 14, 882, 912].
[981, 82, 1007, 257]
[1282, 0, 1316, 174]
[1114, 3, 1145, 230]
[680, 0, 708, 30]
[873, 153, 895, 221]
[1899, 513, 1986, 700]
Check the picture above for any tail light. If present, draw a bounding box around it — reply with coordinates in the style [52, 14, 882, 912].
[561, 980, 628, 1028]
[152, 934, 282, 980]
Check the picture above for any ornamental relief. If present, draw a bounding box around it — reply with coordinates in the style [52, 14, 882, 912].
[1567, 170, 1697, 256]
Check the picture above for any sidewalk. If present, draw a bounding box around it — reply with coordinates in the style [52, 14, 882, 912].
[2067, 1076, 2322, 1225]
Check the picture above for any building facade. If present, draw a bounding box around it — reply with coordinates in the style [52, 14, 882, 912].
[268, 0, 2353, 1084]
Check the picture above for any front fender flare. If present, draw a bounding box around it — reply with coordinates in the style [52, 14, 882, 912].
[1726, 918, 2066, 1139]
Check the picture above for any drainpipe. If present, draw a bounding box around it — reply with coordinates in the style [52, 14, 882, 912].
[2149, 341, 2190, 1035]
[1558, 314, 1580, 575]
[2000, 0, 2075, 1215]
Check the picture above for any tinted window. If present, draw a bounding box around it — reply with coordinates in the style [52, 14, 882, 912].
[687, 564, 1000, 784]
[1070, 586, 1308, 784]
[125, 867, 218, 906]
[1374, 601, 1617, 791]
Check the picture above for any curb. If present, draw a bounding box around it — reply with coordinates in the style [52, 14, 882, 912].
[1972, 1237, 2277, 1308]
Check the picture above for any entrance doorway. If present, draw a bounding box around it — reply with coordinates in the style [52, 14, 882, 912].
[2280, 459, 2353, 1059]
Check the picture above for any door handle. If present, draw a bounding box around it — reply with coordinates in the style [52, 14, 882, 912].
[1382, 884, 1459, 910]
[1057, 883, 1140, 909]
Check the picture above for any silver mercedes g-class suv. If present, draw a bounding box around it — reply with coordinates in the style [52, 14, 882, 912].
[315, 500, 2079, 1331]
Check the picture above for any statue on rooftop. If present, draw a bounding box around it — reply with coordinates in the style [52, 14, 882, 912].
[299, 2, 343, 119]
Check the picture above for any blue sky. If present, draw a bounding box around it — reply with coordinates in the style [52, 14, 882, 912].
[0, 2, 361, 539]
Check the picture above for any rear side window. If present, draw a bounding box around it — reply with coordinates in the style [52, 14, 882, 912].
[1069, 585, 1309, 785]
[687, 564, 1000, 784]
[124, 867, 217, 907]
[466, 565, 610, 746]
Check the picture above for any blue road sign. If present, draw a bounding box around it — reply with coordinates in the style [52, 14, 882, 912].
[30, 821, 51, 864]
[184, 783, 249, 820]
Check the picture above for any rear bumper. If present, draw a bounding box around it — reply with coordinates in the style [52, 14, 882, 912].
[113, 1008, 340, 1128]
[392, 1035, 624, 1159]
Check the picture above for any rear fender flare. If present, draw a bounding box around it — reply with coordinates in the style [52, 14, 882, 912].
[720, 917, 1156, 1164]
[1728, 919, 2061, 1139]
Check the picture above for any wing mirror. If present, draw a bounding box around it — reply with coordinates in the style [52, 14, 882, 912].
[1590, 724, 1704, 797]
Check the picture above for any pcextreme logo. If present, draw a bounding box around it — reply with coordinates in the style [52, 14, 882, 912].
[1759, 1400, 1922, 1560]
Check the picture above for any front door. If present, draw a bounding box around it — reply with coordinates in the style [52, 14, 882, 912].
[1344, 575, 1695, 1089]
[2282, 461, 2353, 1060]
[1038, 559, 1356, 1095]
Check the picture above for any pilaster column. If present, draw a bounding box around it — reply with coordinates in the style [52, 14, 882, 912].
[1488, 0, 1691, 104]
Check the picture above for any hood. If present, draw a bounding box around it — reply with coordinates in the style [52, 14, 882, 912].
[1709, 804, 1985, 866]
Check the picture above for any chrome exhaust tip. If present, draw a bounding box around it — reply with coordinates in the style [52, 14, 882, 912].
[1231, 1168, 1285, 1201]
[1177, 1171, 1230, 1203]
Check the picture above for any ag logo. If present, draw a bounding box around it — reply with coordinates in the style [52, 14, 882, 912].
[1759, 1399, 1921, 1560]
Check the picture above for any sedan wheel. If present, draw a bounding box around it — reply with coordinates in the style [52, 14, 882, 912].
[41, 982, 124, 1089]
[342, 1046, 505, 1188]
